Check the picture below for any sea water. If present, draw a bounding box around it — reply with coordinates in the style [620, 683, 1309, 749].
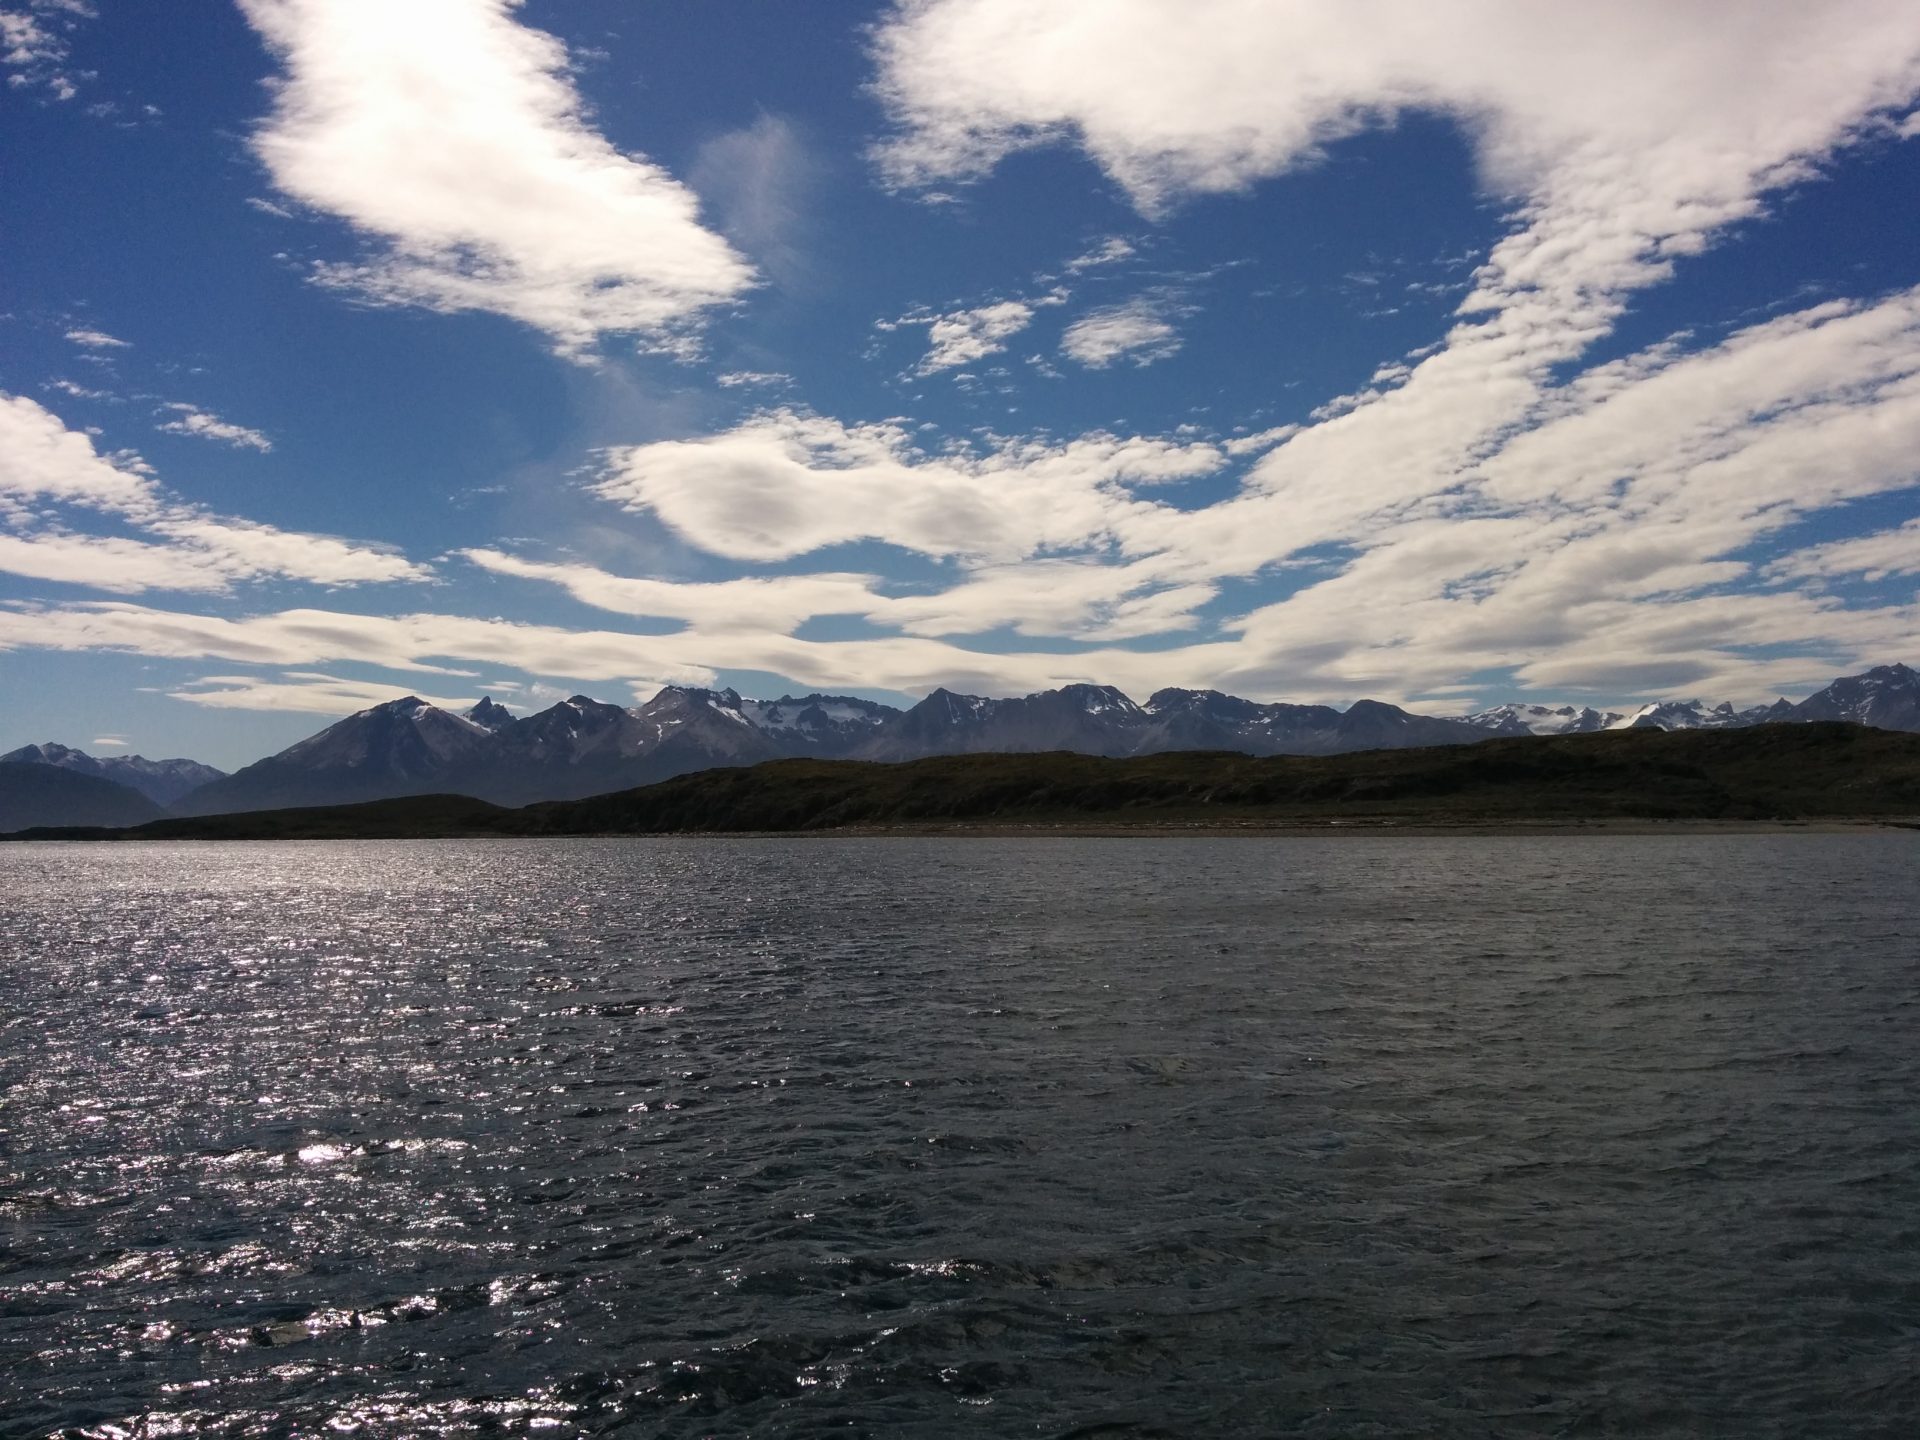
[2, 835, 1917, 1437]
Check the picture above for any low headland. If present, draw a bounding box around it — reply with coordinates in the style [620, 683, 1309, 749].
[6, 722, 1919, 840]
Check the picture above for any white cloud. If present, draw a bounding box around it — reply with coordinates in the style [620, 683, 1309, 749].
[169, 672, 479, 715]
[45, 378, 112, 400]
[1064, 237, 1135, 272]
[146, 515, 425, 587]
[459, 548, 883, 633]
[0, 598, 1244, 709]
[0, 9, 56, 65]
[1768, 518, 1920, 584]
[873, 3, 1920, 227]
[90, 735, 126, 748]
[154, 403, 273, 453]
[64, 327, 128, 349]
[1059, 294, 1184, 368]
[0, 530, 242, 593]
[871, 0, 1920, 577]
[0, 514, 425, 595]
[1222, 425, 1297, 457]
[238, 0, 756, 355]
[715, 370, 793, 389]
[464, 546, 1213, 644]
[593, 407, 1223, 563]
[1, 2, 87, 100]
[1183, 289, 1920, 699]
[565, 282, 1920, 705]
[853, 0, 1920, 702]
[915, 299, 1037, 373]
[0, 393, 428, 591]
[1, 392, 159, 515]
[877, 558, 1216, 641]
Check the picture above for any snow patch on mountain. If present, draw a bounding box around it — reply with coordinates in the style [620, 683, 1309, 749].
[1456, 703, 1623, 736]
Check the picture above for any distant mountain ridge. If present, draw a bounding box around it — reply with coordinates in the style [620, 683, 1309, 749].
[9, 661, 1916, 822]
[0, 742, 225, 806]
[167, 681, 1504, 816]
[1454, 664, 1918, 736]
[0, 761, 164, 832]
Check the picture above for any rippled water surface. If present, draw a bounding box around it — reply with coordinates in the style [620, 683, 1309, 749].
[3, 835, 1918, 1437]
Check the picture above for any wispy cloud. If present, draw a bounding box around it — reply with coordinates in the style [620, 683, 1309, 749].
[0, 393, 425, 591]
[1059, 293, 1186, 369]
[461, 548, 879, 633]
[0, 597, 1242, 708]
[1064, 237, 1136, 272]
[169, 671, 478, 715]
[238, 0, 755, 355]
[64, 327, 128, 349]
[154, 403, 273, 452]
[1767, 517, 1920, 584]
[463, 546, 1213, 644]
[45, 378, 112, 400]
[690, 113, 815, 291]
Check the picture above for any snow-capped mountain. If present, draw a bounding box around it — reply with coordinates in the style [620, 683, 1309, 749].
[146, 661, 1920, 817]
[1790, 662, 1919, 730]
[858, 684, 1148, 760]
[1461, 695, 1802, 734]
[1455, 703, 1624, 736]
[173, 686, 900, 813]
[455, 688, 797, 805]
[1140, 689, 1342, 752]
[1612, 699, 1780, 731]
[174, 696, 498, 815]
[0, 742, 226, 807]
[1144, 689, 1485, 753]
[1454, 667, 1920, 735]
[738, 693, 900, 749]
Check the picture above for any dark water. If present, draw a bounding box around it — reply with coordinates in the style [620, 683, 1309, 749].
[2, 835, 1918, 1438]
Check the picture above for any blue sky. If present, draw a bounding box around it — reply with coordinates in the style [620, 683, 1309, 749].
[4, 0, 1920, 768]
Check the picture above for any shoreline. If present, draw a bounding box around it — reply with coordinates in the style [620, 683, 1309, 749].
[805, 817, 1917, 838]
[10, 816, 1914, 843]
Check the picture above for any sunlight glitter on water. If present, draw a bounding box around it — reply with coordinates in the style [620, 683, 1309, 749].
[3, 835, 1917, 1438]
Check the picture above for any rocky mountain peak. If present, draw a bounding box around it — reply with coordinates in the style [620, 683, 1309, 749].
[465, 697, 515, 731]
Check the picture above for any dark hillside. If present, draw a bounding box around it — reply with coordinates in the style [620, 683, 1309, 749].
[0, 762, 164, 833]
[519, 722, 1920, 833]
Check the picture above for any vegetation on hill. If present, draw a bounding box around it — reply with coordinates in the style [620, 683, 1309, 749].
[509, 722, 1920, 832]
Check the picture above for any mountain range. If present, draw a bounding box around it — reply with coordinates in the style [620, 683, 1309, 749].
[2, 662, 1915, 827]
[0, 742, 225, 806]
[14, 722, 1920, 842]
[0, 761, 167, 833]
